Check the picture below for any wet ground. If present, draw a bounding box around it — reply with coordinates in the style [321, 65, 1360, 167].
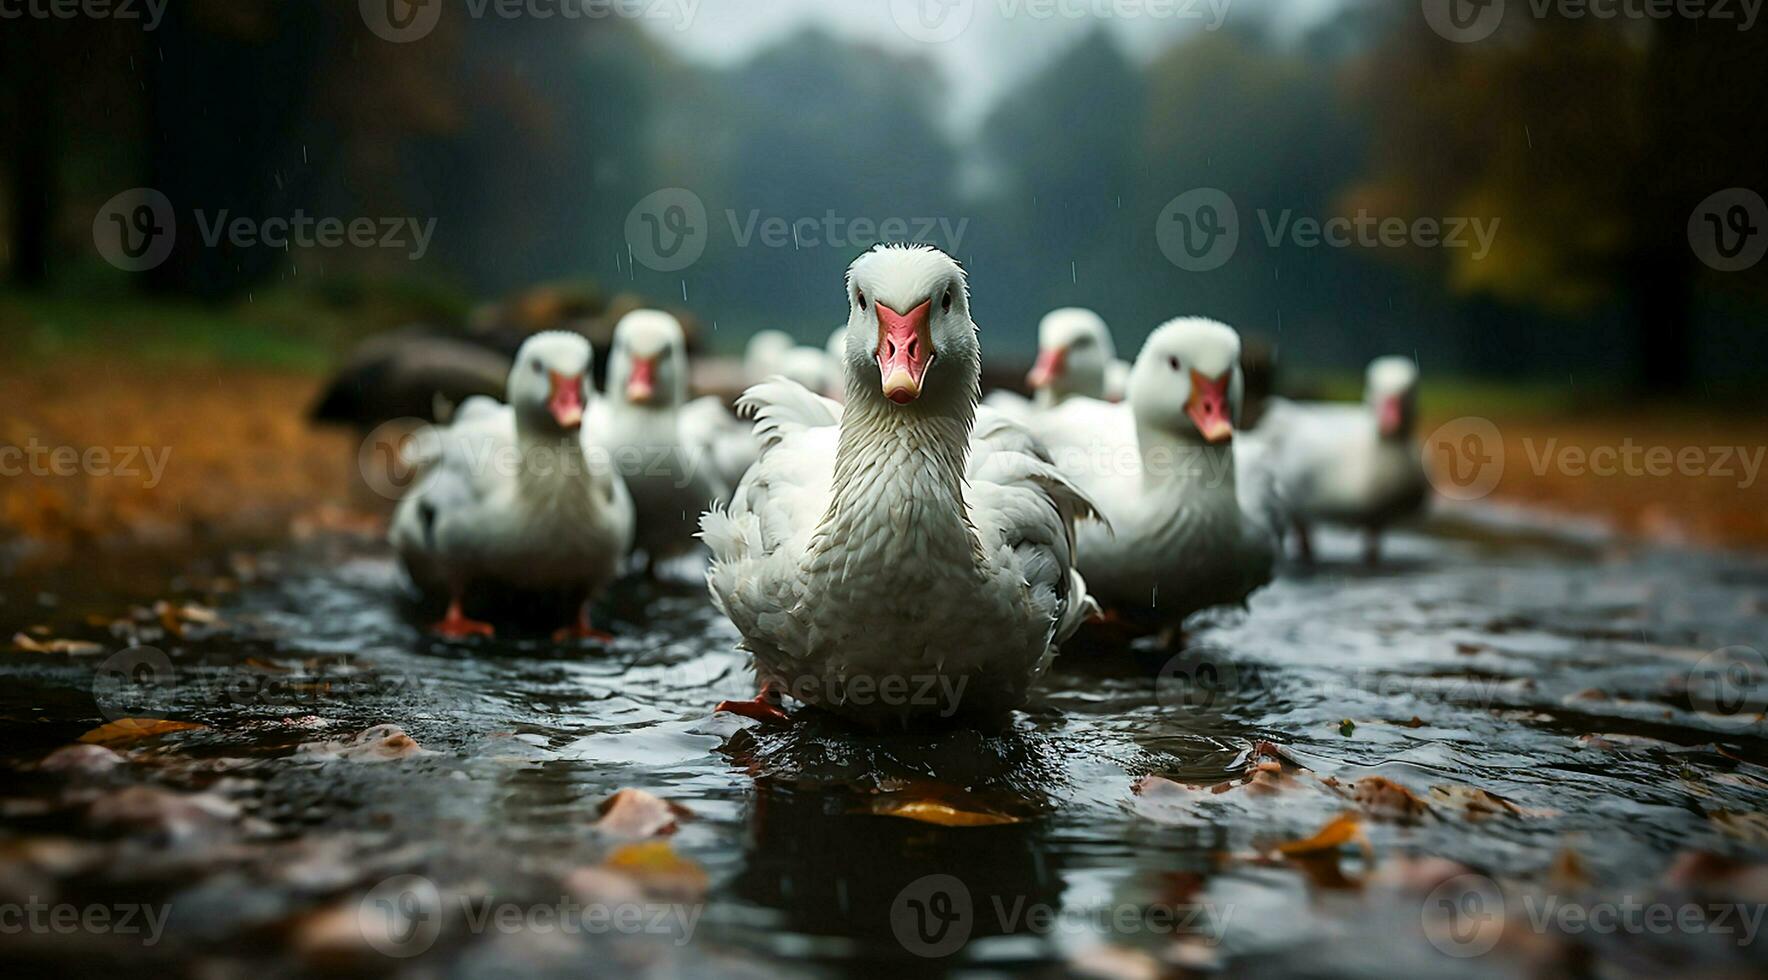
[2, 509, 1767, 978]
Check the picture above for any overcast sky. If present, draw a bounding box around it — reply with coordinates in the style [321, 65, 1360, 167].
[640, 0, 1346, 127]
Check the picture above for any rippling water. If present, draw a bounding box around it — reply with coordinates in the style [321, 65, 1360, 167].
[3, 510, 1766, 977]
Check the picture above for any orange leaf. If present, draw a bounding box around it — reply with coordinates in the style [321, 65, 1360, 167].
[80, 718, 206, 746]
[1276, 813, 1366, 856]
[594, 789, 692, 839]
[869, 799, 1022, 827]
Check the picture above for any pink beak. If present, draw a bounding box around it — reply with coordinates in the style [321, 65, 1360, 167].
[876, 300, 933, 404]
[625, 356, 658, 404]
[548, 372, 584, 429]
[1026, 347, 1066, 389]
[1377, 395, 1404, 437]
[1186, 370, 1233, 444]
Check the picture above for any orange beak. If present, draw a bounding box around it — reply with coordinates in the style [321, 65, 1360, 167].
[1026, 347, 1066, 389]
[548, 372, 584, 429]
[1186, 370, 1233, 444]
[875, 300, 933, 404]
[625, 356, 658, 404]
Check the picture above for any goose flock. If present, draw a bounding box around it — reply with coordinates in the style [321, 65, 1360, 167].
[384, 243, 1430, 726]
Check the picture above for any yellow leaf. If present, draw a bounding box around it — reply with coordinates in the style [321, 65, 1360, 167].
[80, 718, 205, 746]
[869, 799, 1022, 827]
[602, 841, 708, 899]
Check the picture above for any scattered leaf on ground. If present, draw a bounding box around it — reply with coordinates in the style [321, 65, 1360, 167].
[295, 724, 427, 762]
[594, 788, 692, 839]
[1708, 810, 1768, 845]
[79, 717, 206, 746]
[1428, 784, 1557, 819]
[1347, 776, 1433, 822]
[602, 841, 708, 899]
[11, 633, 104, 655]
[1275, 812, 1368, 857]
[1339, 719, 1356, 737]
[869, 799, 1021, 826]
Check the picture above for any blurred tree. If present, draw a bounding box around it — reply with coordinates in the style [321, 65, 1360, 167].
[1346, 10, 1768, 389]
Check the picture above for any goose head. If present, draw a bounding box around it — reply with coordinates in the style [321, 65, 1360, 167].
[778, 346, 835, 394]
[744, 329, 796, 384]
[1027, 308, 1115, 401]
[842, 243, 978, 410]
[1128, 317, 1244, 446]
[508, 331, 594, 433]
[1365, 355, 1419, 440]
[609, 310, 688, 409]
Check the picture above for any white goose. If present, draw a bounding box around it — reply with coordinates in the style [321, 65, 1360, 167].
[1259, 355, 1428, 564]
[390, 332, 635, 638]
[701, 244, 1101, 727]
[984, 307, 1119, 422]
[1038, 317, 1277, 648]
[823, 325, 849, 400]
[593, 310, 728, 571]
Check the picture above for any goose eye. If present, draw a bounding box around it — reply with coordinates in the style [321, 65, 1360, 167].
[531, 360, 545, 375]
[1167, 356, 1181, 372]
[856, 290, 867, 311]
[941, 289, 953, 313]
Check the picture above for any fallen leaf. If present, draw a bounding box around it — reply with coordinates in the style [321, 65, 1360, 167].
[10, 633, 103, 656]
[602, 841, 708, 899]
[1428, 784, 1557, 819]
[294, 724, 427, 763]
[1276, 812, 1368, 857]
[79, 717, 206, 746]
[869, 799, 1021, 826]
[1348, 776, 1433, 822]
[1709, 810, 1768, 845]
[594, 789, 692, 839]
[1339, 719, 1356, 737]
[1549, 847, 1591, 891]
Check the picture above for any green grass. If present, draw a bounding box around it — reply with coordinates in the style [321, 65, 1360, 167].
[3, 273, 472, 372]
